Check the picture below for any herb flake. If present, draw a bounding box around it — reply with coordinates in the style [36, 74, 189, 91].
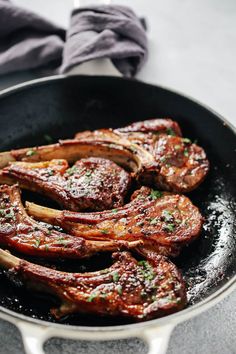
[112, 271, 120, 282]
[150, 189, 163, 200]
[26, 149, 37, 157]
[87, 293, 97, 302]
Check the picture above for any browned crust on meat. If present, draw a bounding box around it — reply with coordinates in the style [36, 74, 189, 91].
[0, 249, 187, 320]
[0, 185, 141, 259]
[26, 187, 203, 257]
[0, 157, 131, 211]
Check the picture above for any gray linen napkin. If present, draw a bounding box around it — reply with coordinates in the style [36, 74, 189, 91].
[60, 5, 148, 77]
[0, 1, 148, 77]
[0, 0, 65, 75]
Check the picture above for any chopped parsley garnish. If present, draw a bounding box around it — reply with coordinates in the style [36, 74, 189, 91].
[182, 138, 191, 144]
[174, 145, 181, 150]
[138, 260, 155, 281]
[44, 134, 53, 143]
[163, 223, 175, 232]
[166, 128, 175, 136]
[112, 271, 120, 282]
[0, 208, 15, 219]
[87, 293, 97, 302]
[162, 210, 173, 222]
[47, 169, 54, 176]
[150, 189, 163, 200]
[111, 209, 118, 214]
[136, 220, 144, 227]
[85, 171, 92, 177]
[34, 238, 41, 248]
[26, 149, 37, 157]
[66, 165, 77, 176]
[160, 156, 166, 163]
[184, 149, 189, 157]
[150, 217, 158, 225]
[100, 229, 109, 234]
[117, 285, 123, 295]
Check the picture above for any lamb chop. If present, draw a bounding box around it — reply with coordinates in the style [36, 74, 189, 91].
[0, 248, 187, 320]
[115, 118, 182, 136]
[75, 117, 182, 153]
[0, 157, 131, 211]
[0, 118, 209, 193]
[0, 185, 140, 259]
[26, 187, 203, 257]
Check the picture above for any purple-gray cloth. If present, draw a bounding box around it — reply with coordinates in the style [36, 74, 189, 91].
[0, 1, 148, 77]
[0, 0, 65, 75]
[60, 5, 148, 76]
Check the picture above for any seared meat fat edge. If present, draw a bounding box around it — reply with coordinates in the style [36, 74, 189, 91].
[0, 185, 141, 259]
[26, 187, 203, 258]
[0, 248, 187, 320]
[0, 118, 209, 193]
[0, 157, 131, 211]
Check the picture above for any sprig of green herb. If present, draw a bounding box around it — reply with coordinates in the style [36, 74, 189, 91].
[117, 285, 123, 295]
[166, 128, 175, 136]
[26, 149, 37, 157]
[182, 138, 191, 144]
[150, 189, 163, 200]
[112, 271, 120, 282]
[34, 238, 41, 248]
[184, 149, 189, 157]
[163, 223, 175, 232]
[87, 292, 97, 302]
[100, 229, 109, 234]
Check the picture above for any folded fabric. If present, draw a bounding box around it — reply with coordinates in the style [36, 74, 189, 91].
[0, 0, 65, 75]
[0, 1, 148, 77]
[60, 5, 148, 77]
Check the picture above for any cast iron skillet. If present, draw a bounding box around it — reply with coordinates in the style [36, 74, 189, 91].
[0, 76, 235, 353]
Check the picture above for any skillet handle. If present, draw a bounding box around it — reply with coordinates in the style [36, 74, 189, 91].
[18, 322, 50, 354]
[17, 320, 175, 354]
[139, 324, 175, 354]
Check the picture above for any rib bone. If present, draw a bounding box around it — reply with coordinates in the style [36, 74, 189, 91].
[0, 185, 141, 259]
[26, 187, 203, 257]
[0, 248, 187, 320]
[0, 119, 209, 193]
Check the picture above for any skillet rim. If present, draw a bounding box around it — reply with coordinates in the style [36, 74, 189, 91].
[0, 74, 235, 331]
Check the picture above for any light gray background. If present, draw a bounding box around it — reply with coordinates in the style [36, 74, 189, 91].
[0, 1, 235, 353]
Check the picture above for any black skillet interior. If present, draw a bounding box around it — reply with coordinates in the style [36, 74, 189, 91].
[0, 76, 235, 326]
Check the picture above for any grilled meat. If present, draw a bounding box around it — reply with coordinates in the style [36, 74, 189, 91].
[75, 118, 182, 153]
[0, 119, 208, 193]
[0, 185, 140, 259]
[75, 129, 209, 193]
[26, 187, 203, 257]
[0, 249, 187, 320]
[0, 157, 131, 211]
[115, 118, 182, 135]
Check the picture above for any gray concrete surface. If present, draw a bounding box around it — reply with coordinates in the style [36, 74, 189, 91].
[0, 0, 235, 353]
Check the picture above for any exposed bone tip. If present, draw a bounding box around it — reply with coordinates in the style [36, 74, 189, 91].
[0, 248, 20, 269]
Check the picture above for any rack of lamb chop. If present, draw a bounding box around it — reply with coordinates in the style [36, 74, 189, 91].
[0, 185, 140, 259]
[0, 118, 208, 321]
[26, 186, 203, 258]
[0, 249, 187, 320]
[0, 157, 131, 211]
[0, 118, 209, 193]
